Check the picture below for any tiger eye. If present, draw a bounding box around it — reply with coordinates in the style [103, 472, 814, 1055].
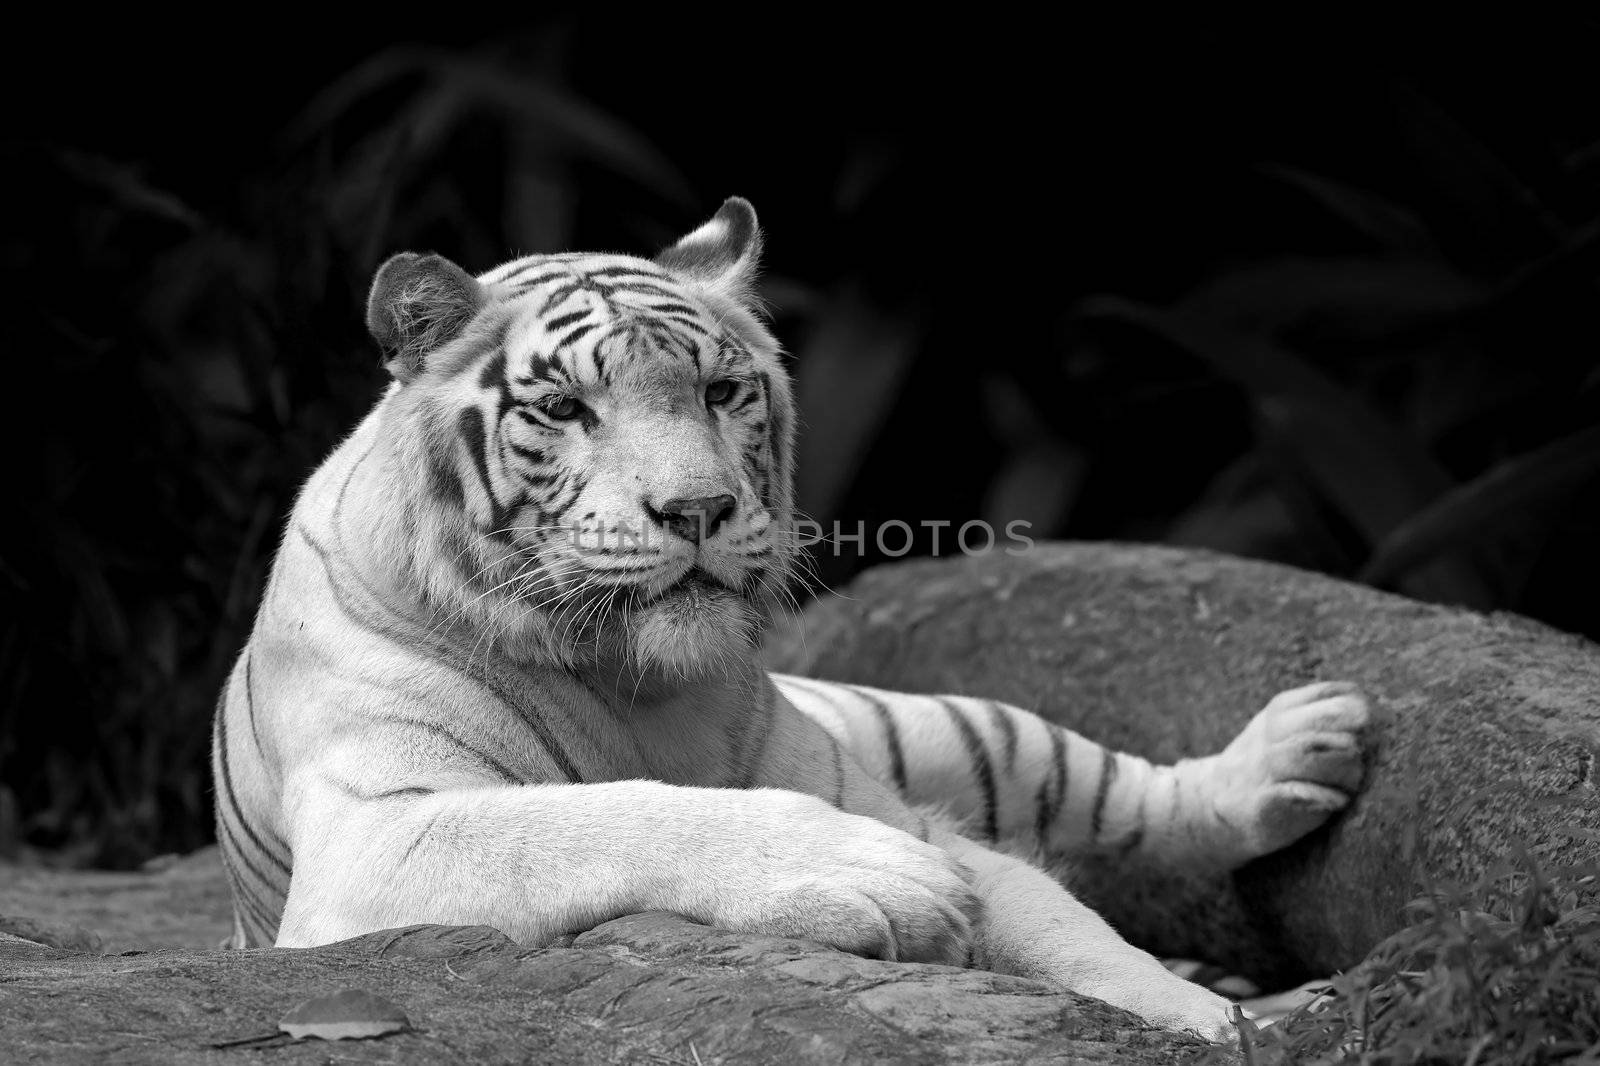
[544, 397, 584, 421]
[705, 380, 737, 406]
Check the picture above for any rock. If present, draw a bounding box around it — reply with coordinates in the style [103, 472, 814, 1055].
[761, 542, 1600, 985]
[0, 845, 232, 954]
[0, 914, 1224, 1064]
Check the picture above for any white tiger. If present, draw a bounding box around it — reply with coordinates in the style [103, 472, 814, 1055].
[212, 197, 1369, 1042]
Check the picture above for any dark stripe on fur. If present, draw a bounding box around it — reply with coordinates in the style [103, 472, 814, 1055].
[1034, 726, 1068, 842]
[374, 715, 522, 784]
[536, 282, 585, 316]
[427, 451, 466, 509]
[598, 280, 688, 304]
[583, 266, 675, 284]
[401, 808, 445, 865]
[458, 405, 513, 535]
[215, 835, 277, 945]
[211, 733, 285, 942]
[215, 696, 291, 877]
[477, 349, 507, 390]
[243, 649, 266, 762]
[937, 698, 999, 841]
[542, 309, 590, 334]
[847, 686, 909, 794]
[643, 301, 704, 319]
[507, 271, 569, 290]
[558, 321, 600, 351]
[827, 731, 846, 809]
[985, 701, 1019, 774]
[1090, 749, 1118, 841]
[656, 313, 713, 335]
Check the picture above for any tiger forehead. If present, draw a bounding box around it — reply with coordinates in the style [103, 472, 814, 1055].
[495, 299, 745, 394]
[475, 253, 750, 392]
[487, 253, 699, 313]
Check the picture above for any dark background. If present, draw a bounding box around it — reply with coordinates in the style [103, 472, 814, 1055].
[4, 16, 1598, 867]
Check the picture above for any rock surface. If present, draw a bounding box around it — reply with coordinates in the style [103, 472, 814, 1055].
[0, 913, 1223, 1064]
[763, 543, 1600, 985]
[1, 847, 232, 954]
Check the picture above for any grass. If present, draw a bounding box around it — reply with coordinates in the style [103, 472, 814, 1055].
[1220, 850, 1600, 1065]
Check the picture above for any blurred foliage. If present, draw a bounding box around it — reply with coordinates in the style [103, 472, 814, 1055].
[1, 19, 1598, 865]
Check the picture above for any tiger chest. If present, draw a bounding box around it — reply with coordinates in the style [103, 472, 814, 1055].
[559, 681, 765, 790]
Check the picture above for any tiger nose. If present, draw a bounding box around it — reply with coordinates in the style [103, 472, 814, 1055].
[651, 494, 737, 543]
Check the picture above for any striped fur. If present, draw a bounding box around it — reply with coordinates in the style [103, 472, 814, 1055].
[213, 198, 1370, 1042]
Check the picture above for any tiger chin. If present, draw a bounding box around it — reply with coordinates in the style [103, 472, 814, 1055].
[627, 581, 754, 679]
[213, 195, 1373, 1045]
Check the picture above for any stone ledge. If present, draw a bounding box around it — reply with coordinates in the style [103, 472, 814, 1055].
[0, 914, 1221, 1064]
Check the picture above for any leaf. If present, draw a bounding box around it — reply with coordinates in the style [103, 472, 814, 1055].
[55, 150, 203, 231]
[981, 376, 1085, 536]
[792, 285, 925, 526]
[289, 46, 693, 209]
[1360, 424, 1600, 589]
[1176, 257, 1481, 347]
[1384, 82, 1565, 263]
[1073, 295, 1495, 607]
[1256, 163, 1439, 257]
[279, 988, 410, 1042]
[1488, 215, 1600, 308]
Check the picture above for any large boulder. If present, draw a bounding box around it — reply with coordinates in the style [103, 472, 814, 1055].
[762, 542, 1600, 985]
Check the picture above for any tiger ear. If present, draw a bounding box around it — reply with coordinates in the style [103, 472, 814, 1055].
[654, 197, 763, 306]
[366, 252, 485, 383]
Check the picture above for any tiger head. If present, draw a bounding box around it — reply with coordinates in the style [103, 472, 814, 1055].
[365, 198, 798, 678]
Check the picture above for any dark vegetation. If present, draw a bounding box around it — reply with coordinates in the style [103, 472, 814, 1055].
[2, 8, 1597, 905]
[1227, 829, 1600, 1065]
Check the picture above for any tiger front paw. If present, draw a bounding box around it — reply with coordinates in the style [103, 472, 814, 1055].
[690, 792, 981, 967]
[1204, 681, 1372, 861]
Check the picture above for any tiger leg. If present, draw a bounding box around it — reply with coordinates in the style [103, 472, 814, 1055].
[774, 675, 1370, 872]
[275, 773, 979, 960]
[936, 829, 1237, 1041]
[753, 690, 1237, 1041]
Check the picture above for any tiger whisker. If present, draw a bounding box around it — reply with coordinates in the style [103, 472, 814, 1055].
[423, 558, 584, 650]
[560, 583, 617, 651]
[468, 563, 588, 672]
[453, 560, 592, 672]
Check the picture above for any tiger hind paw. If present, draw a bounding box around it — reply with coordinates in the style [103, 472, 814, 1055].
[1205, 681, 1372, 861]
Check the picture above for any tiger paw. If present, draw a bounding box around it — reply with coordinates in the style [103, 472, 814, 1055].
[1202, 681, 1371, 862]
[686, 792, 981, 966]
[1075, 963, 1239, 1043]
